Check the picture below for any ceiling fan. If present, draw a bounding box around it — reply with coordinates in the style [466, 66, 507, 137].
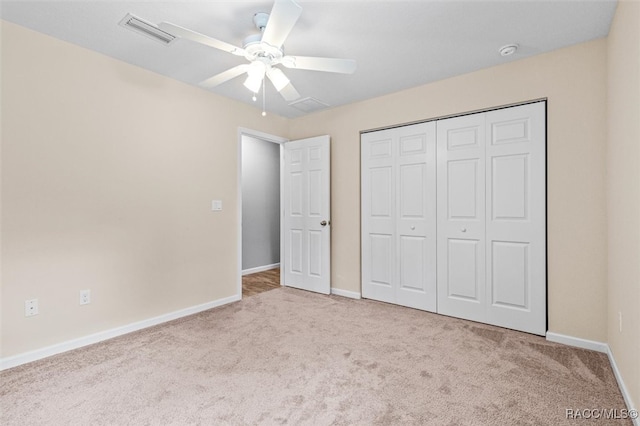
[158, 0, 357, 102]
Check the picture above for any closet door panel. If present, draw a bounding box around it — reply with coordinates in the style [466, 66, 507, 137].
[396, 124, 437, 312]
[362, 122, 437, 312]
[362, 132, 396, 303]
[447, 238, 482, 301]
[437, 113, 487, 322]
[370, 234, 393, 286]
[399, 235, 426, 290]
[491, 241, 529, 308]
[485, 102, 546, 335]
[491, 154, 529, 221]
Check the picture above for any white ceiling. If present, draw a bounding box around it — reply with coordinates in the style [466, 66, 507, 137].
[1, 0, 617, 118]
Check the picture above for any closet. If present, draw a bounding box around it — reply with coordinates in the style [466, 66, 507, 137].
[361, 101, 546, 335]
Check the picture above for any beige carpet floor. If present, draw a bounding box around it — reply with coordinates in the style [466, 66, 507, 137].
[1, 287, 631, 425]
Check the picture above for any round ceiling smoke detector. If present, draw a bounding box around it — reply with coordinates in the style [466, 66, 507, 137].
[499, 44, 519, 57]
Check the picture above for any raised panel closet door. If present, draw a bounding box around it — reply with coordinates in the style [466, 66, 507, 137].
[436, 113, 487, 323]
[485, 102, 546, 335]
[361, 122, 437, 311]
[361, 129, 396, 303]
[395, 122, 437, 312]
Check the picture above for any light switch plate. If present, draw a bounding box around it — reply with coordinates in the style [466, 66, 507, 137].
[212, 200, 222, 211]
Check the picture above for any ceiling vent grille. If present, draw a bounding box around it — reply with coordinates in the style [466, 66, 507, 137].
[119, 13, 176, 45]
[289, 97, 330, 113]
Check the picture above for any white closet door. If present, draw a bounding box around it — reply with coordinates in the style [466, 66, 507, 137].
[361, 122, 437, 312]
[396, 124, 437, 311]
[362, 102, 546, 335]
[361, 130, 396, 303]
[485, 103, 546, 335]
[436, 113, 487, 323]
[437, 102, 546, 335]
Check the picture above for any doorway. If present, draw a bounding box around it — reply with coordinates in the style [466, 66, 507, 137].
[237, 129, 333, 298]
[238, 129, 287, 298]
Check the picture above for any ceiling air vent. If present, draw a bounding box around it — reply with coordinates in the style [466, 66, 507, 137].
[289, 97, 330, 113]
[119, 13, 176, 45]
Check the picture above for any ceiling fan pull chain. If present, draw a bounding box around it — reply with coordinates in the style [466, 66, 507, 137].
[262, 77, 267, 117]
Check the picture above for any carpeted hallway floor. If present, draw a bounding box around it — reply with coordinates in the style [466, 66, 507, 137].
[0, 287, 631, 425]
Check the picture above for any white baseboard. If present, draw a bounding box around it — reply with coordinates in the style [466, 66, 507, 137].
[331, 288, 361, 299]
[242, 263, 280, 276]
[607, 345, 639, 426]
[545, 331, 608, 353]
[0, 294, 241, 371]
[546, 332, 637, 424]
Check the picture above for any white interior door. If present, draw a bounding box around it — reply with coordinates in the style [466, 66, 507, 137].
[485, 103, 546, 335]
[283, 135, 331, 294]
[361, 122, 437, 312]
[436, 113, 487, 322]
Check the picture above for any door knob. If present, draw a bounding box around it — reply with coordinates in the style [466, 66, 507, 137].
[410, 225, 415, 230]
[320, 220, 328, 226]
[461, 228, 467, 233]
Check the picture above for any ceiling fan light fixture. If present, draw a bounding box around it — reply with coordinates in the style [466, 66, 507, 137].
[244, 61, 266, 93]
[244, 74, 263, 93]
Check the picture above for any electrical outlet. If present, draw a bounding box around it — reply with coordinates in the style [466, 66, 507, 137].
[25, 299, 39, 317]
[619, 311, 622, 333]
[80, 290, 91, 305]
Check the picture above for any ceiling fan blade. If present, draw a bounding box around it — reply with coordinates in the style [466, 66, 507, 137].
[261, 0, 303, 49]
[266, 67, 290, 92]
[279, 82, 301, 102]
[200, 64, 250, 89]
[282, 56, 357, 74]
[158, 22, 245, 56]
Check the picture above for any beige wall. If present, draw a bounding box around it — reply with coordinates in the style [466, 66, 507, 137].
[607, 1, 640, 410]
[290, 39, 609, 343]
[0, 21, 288, 357]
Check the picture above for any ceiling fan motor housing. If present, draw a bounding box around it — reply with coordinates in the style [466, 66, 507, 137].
[243, 33, 284, 65]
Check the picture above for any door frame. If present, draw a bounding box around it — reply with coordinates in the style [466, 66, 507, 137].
[237, 127, 288, 298]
